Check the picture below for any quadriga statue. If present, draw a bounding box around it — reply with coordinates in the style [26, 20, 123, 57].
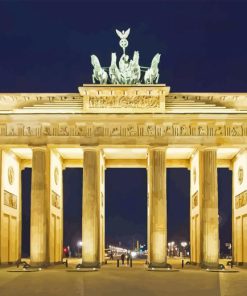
[144, 53, 161, 84]
[90, 28, 162, 85]
[109, 53, 122, 84]
[91, 55, 108, 84]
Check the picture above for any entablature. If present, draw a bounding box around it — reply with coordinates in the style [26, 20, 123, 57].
[0, 85, 247, 114]
[0, 113, 247, 145]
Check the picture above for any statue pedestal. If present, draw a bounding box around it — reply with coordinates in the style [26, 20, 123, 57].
[78, 84, 170, 113]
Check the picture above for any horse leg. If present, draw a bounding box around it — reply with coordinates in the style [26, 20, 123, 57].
[103, 76, 107, 84]
[155, 74, 159, 84]
[92, 74, 95, 84]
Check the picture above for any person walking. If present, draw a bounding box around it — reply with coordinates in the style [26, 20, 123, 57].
[121, 253, 125, 265]
[126, 252, 130, 265]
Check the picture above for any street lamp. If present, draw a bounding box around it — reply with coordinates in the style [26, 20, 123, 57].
[77, 241, 83, 247]
[180, 242, 188, 257]
[168, 241, 175, 257]
[181, 242, 187, 248]
[77, 240, 83, 257]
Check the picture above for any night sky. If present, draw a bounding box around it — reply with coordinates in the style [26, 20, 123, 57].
[1, 0, 244, 255]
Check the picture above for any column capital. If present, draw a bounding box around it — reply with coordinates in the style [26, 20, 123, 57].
[31, 146, 48, 152]
[148, 146, 167, 152]
[202, 147, 217, 152]
[195, 146, 217, 152]
[82, 146, 101, 152]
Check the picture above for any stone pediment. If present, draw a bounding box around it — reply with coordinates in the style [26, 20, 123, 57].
[0, 85, 246, 114]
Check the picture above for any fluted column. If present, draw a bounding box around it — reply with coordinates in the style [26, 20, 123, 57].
[82, 148, 101, 268]
[200, 149, 219, 268]
[148, 148, 168, 268]
[30, 147, 50, 266]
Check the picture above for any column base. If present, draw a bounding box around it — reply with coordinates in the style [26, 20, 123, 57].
[77, 262, 101, 269]
[187, 261, 199, 266]
[201, 262, 224, 270]
[29, 262, 50, 268]
[148, 262, 172, 269]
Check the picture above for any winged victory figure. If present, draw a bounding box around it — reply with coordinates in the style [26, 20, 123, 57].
[116, 28, 130, 55]
[115, 28, 130, 40]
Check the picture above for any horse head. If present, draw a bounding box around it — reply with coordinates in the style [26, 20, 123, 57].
[111, 52, 117, 65]
[91, 55, 100, 68]
[133, 51, 140, 64]
[151, 53, 161, 68]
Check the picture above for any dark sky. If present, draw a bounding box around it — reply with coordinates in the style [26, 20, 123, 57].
[1, 0, 247, 92]
[4, 0, 241, 254]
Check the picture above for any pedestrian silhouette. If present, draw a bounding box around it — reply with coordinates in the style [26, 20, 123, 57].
[126, 252, 130, 265]
[121, 253, 125, 265]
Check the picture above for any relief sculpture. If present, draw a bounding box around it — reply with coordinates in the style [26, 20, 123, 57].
[235, 191, 247, 209]
[4, 190, 17, 209]
[0, 122, 246, 138]
[52, 191, 60, 209]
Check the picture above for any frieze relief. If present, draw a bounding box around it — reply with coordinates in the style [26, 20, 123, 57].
[235, 190, 247, 209]
[4, 190, 17, 209]
[88, 96, 160, 108]
[0, 122, 246, 137]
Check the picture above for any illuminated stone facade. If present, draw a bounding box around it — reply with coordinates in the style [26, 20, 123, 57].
[0, 84, 246, 268]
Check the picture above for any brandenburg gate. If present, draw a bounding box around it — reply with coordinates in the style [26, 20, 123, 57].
[0, 29, 247, 269]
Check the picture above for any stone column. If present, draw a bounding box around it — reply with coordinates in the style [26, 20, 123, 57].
[82, 148, 101, 268]
[30, 147, 50, 266]
[0, 149, 2, 264]
[148, 148, 168, 268]
[200, 149, 219, 268]
[99, 153, 105, 265]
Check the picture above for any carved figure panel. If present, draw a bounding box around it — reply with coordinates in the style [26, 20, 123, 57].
[88, 95, 160, 109]
[235, 191, 247, 209]
[52, 191, 60, 209]
[41, 124, 52, 136]
[4, 190, 17, 209]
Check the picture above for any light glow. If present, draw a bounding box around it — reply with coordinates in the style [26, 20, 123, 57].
[131, 251, 137, 258]
[181, 242, 188, 248]
[77, 241, 83, 247]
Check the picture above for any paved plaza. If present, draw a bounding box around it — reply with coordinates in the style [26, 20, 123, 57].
[0, 260, 247, 296]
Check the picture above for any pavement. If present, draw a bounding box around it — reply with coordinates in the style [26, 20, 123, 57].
[0, 259, 246, 296]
